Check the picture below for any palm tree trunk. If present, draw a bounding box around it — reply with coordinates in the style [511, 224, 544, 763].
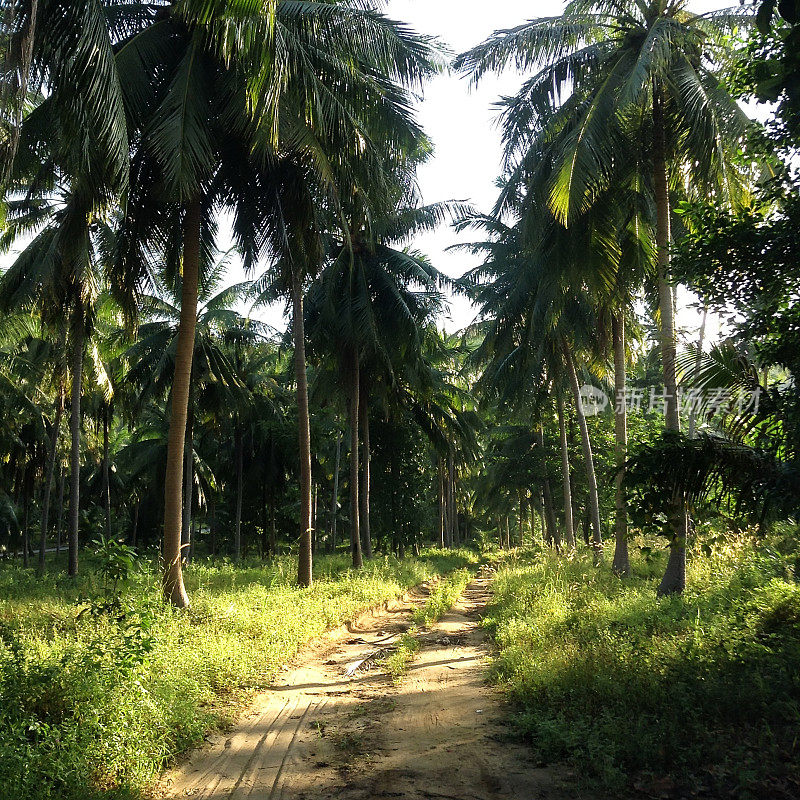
[234, 427, 243, 562]
[534, 489, 545, 543]
[612, 313, 630, 577]
[447, 451, 457, 548]
[182, 409, 194, 562]
[39, 366, 65, 574]
[688, 306, 708, 438]
[162, 199, 200, 608]
[22, 466, 30, 568]
[557, 393, 575, 548]
[269, 499, 276, 557]
[359, 378, 372, 559]
[312, 482, 318, 555]
[654, 85, 687, 595]
[535, 427, 560, 549]
[542, 477, 560, 549]
[653, 88, 681, 432]
[347, 345, 363, 569]
[438, 458, 446, 548]
[563, 343, 603, 561]
[209, 498, 217, 557]
[102, 403, 111, 539]
[68, 305, 84, 578]
[291, 272, 314, 587]
[329, 429, 341, 553]
[55, 466, 65, 556]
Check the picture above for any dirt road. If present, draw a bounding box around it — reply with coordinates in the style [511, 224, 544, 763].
[159, 571, 587, 800]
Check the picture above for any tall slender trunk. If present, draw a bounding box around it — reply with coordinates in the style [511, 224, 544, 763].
[68, 306, 84, 578]
[39, 352, 65, 574]
[518, 492, 524, 548]
[653, 85, 687, 595]
[536, 427, 560, 549]
[269, 499, 276, 557]
[292, 272, 313, 587]
[542, 477, 560, 549]
[612, 314, 630, 577]
[447, 451, 457, 548]
[312, 482, 318, 555]
[653, 88, 680, 432]
[209, 499, 217, 557]
[687, 306, 708, 438]
[329, 429, 341, 554]
[102, 403, 111, 539]
[359, 378, 372, 559]
[182, 409, 194, 562]
[261, 479, 269, 559]
[22, 467, 30, 567]
[234, 426, 243, 562]
[390, 447, 399, 557]
[347, 346, 363, 569]
[162, 199, 201, 608]
[55, 467, 65, 556]
[557, 394, 575, 548]
[563, 344, 602, 561]
[438, 459, 446, 548]
[534, 489, 545, 543]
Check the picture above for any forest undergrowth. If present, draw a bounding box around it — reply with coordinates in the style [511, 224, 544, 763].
[0, 547, 480, 800]
[487, 529, 800, 798]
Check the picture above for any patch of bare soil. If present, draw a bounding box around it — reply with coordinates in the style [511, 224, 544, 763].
[158, 572, 590, 800]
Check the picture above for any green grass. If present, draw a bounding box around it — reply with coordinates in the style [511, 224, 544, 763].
[384, 566, 476, 679]
[0, 547, 478, 800]
[411, 567, 474, 627]
[486, 531, 800, 796]
[383, 631, 421, 679]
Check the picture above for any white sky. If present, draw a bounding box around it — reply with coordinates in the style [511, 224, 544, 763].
[2, 0, 749, 343]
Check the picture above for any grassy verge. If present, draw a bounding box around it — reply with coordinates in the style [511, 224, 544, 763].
[384, 566, 476, 679]
[382, 631, 420, 680]
[486, 531, 800, 796]
[0, 547, 479, 800]
[411, 567, 474, 627]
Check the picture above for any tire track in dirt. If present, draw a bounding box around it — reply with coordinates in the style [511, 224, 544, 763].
[159, 571, 590, 800]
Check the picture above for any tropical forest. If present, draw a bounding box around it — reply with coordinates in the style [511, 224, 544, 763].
[1, 0, 799, 798]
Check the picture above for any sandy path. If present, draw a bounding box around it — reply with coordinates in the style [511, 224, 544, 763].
[159, 571, 588, 800]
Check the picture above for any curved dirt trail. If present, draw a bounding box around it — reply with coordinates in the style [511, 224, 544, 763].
[159, 571, 588, 800]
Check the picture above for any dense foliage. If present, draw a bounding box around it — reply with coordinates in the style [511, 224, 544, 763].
[1, 0, 800, 796]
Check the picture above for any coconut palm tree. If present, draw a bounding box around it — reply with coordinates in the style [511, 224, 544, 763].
[305, 197, 463, 566]
[116, 1, 441, 599]
[457, 0, 755, 592]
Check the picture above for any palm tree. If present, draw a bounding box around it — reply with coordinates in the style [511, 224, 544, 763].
[306, 197, 462, 566]
[116, 0, 441, 599]
[0, 167, 120, 576]
[457, 0, 755, 592]
[1, 0, 131, 190]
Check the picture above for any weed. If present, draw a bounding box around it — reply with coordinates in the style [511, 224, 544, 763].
[0, 547, 478, 799]
[486, 533, 800, 794]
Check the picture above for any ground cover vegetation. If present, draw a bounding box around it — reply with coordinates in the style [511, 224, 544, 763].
[0, 547, 477, 799]
[1, 0, 799, 796]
